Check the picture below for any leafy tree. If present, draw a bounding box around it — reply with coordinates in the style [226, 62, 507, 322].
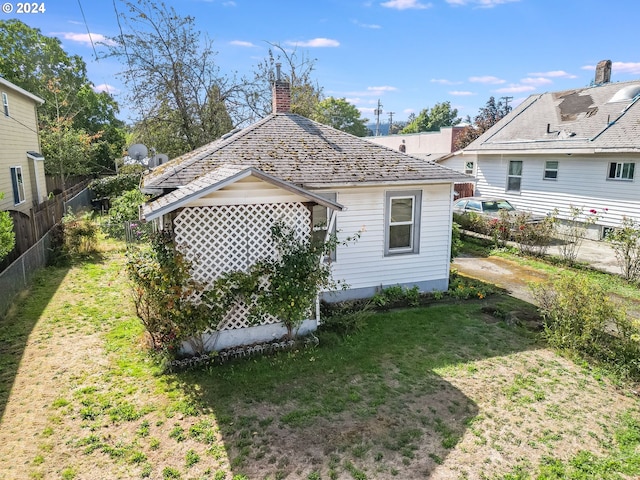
[108, 0, 234, 157]
[401, 101, 460, 134]
[40, 119, 96, 183]
[0, 19, 126, 179]
[312, 97, 368, 136]
[454, 96, 512, 150]
[0, 193, 15, 261]
[245, 43, 323, 120]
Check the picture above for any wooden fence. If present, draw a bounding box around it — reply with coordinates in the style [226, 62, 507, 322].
[0, 179, 92, 271]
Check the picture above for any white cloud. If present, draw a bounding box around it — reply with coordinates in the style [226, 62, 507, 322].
[229, 40, 256, 47]
[494, 84, 536, 94]
[447, 0, 519, 7]
[528, 70, 577, 79]
[285, 38, 340, 48]
[381, 0, 433, 10]
[431, 78, 462, 85]
[520, 77, 553, 86]
[469, 75, 506, 84]
[55, 32, 116, 47]
[403, 108, 415, 115]
[93, 84, 119, 94]
[353, 20, 382, 29]
[583, 61, 640, 76]
[449, 90, 475, 96]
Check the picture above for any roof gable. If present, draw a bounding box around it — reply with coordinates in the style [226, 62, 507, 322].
[142, 113, 469, 191]
[142, 164, 345, 220]
[465, 80, 640, 153]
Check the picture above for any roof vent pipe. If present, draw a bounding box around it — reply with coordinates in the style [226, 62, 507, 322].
[546, 123, 551, 133]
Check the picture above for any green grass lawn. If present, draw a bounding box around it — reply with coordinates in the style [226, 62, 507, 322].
[1, 239, 639, 480]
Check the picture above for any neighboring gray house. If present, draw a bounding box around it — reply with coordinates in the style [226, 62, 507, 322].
[141, 75, 468, 350]
[461, 60, 640, 239]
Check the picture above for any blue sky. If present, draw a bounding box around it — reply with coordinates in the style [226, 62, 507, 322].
[5, 0, 640, 125]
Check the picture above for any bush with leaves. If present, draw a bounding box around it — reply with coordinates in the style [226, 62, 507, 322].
[606, 216, 640, 281]
[0, 192, 15, 261]
[554, 205, 600, 263]
[531, 273, 640, 380]
[102, 189, 148, 239]
[127, 231, 212, 355]
[61, 211, 98, 255]
[510, 211, 556, 256]
[89, 173, 141, 200]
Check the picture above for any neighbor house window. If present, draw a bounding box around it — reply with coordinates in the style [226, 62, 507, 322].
[464, 161, 474, 175]
[384, 190, 422, 256]
[2, 92, 8, 117]
[544, 161, 558, 180]
[608, 162, 635, 180]
[10, 166, 25, 204]
[311, 193, 337, 261]
[507, 160, 522, 192]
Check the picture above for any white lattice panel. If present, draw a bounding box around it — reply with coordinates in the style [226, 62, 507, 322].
[174, 203, 311, 331]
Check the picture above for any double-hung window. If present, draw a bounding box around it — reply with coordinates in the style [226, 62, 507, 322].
[2, 92, 8, 117]
[507, 160, 522, 192]
[544, 161, 558, 180]
[384, 190, 422, 256]
[608, 162, 635, 180]
[10, 166, 25, 205]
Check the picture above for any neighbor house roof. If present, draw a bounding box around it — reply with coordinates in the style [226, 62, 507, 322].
[142, 164, 345, 221]
[142, 113, 470, 192]
[465, 79, 640, 153]
[0, 77, 45, 104]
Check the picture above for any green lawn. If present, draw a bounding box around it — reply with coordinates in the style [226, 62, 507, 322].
[1, 239, 639, 480]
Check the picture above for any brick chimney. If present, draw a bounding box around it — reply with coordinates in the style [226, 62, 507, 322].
[272, 63, 291, 114]
[595, 59, 612, 84]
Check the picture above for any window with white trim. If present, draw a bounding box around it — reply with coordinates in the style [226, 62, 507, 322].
[10, 166, 25, 205]
[507, 160, 522, 192]
[311, 193, 337, 261]
[608, 162, 635, 180]
[464, 161, 474, 175]
[384, 190, 422, 256]
[2, 92, 8, 117]
[544, 161, 558, 180]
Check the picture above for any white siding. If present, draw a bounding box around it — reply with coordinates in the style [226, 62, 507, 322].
[328, 183, 453, 294]
[475, 153, 640, 232]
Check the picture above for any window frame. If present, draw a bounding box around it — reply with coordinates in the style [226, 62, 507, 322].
[464, 161, 474, 175]
[384, 189, 422, 256]
[506, 160, 523, 193]
[10, 166, 25, 205]
[2, 92, 8, 117]
[608, 162, 635, 181]
[543, 160, 559, 180]
[311, 192, 337, 262]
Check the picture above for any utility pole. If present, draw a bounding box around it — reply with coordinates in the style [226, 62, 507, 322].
[500, 96, 513, 113]
[374, 99, 383, 136]
[388, 111, 395, 135]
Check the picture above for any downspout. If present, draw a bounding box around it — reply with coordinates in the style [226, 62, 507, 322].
[315, 209, 339, 325]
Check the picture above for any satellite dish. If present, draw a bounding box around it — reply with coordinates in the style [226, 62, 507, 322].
[156, 154, 169, 165]
[127, 144, 148, 162]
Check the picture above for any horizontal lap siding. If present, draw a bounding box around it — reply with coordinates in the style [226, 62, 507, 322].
[0, 92, 40, 213]
[476, 154, 640, 227]
[331, 184, 452, 290]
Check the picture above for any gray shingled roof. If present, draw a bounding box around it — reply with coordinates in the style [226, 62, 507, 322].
[142, 113, 469, 191]
[465, 80, 640, 152]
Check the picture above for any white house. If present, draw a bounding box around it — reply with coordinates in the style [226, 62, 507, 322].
[461, 60, 640, 239]
[141, 75, 468, 350]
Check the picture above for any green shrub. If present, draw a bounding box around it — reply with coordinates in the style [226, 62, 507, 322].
[372, 284, 421, 309]
[102, 189, 148, 240]
[606, 216, 640, 281]
[61, 211, 98, 256]
[531, 273, 640, 380]
[89, 173, 141, 200]
[0, 192, 15, 261]
[320, 299, 373, 335]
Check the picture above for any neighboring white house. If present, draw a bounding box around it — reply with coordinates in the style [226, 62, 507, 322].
[367, 127, 476, 198]
[141, 75, 468, 351]
[461, 60, 640, 239]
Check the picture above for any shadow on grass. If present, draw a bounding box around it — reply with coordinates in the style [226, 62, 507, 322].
[172, 295, 541, 478]
[0, 252, 106, 422]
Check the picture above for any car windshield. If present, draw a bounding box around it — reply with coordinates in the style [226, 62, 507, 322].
[482, 200, 514, 212]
